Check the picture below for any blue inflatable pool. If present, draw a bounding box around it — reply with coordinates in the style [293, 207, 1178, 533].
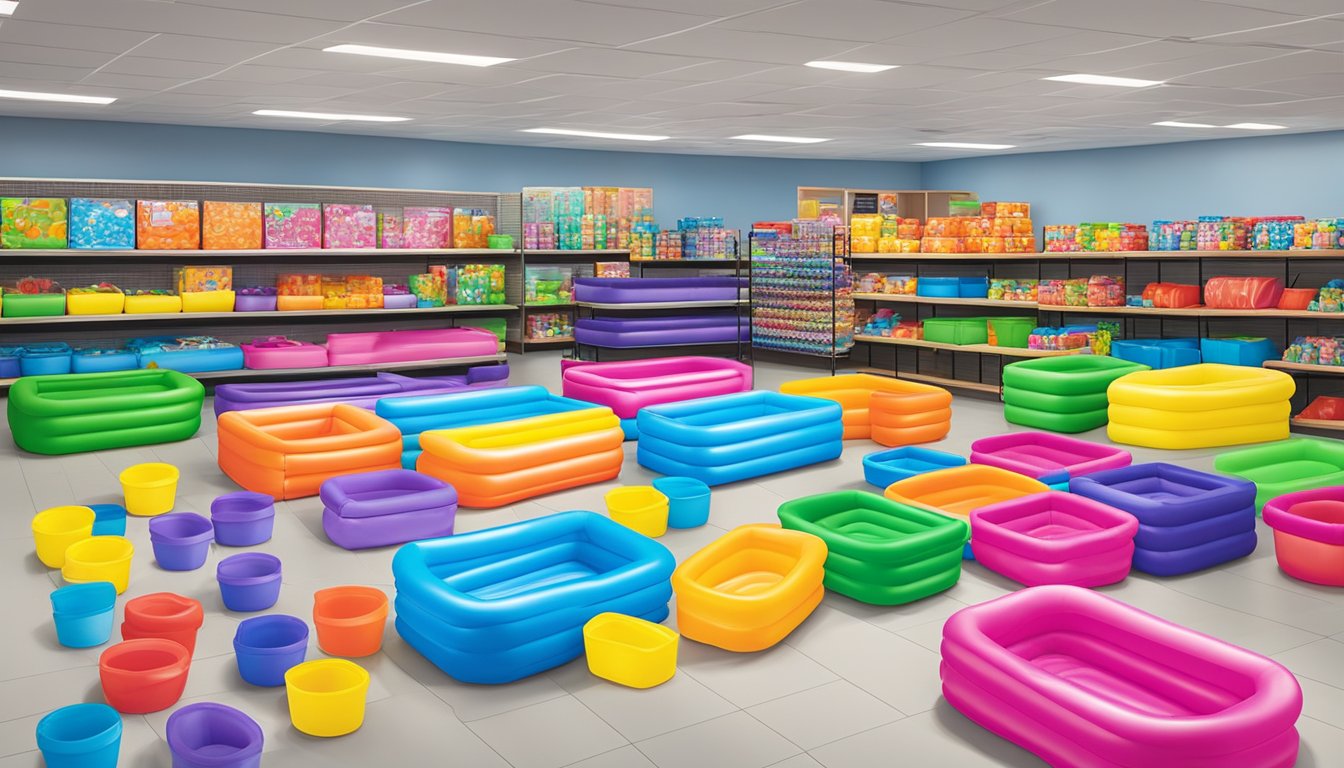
[637, 390, 844, 486]
[392, 511, 675, 684]
[376, 385, 599, 468]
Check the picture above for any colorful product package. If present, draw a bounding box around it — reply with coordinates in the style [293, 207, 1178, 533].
[410, 272, 446, 308]
[377, 207, 403, 249]
[1038, 278, 1088, 307]
[595, 261, 630, 278]
[136, 200, 200, 249]
[989, 278, 1039, 302]
[176, 266, 233, 293]
[1086, 275, 1124, 307]
[264, 203, 321, 249]
[322, 275, 349, 309]
[68, 199, 134, 250]
[1203, 276, 1284, 309]
[1, 198, 68, 249]
[345, 275, 384, 309]
[202, 201, 262, 250]
[403, 207, 453, 248]
[322, 204, 376, 249]
[456, 264, 506, 305]
[526, 312, 574, 340]
[452, 209, 495, 249]
[276, 273, 321, 296]
[525, 266, 573, 304]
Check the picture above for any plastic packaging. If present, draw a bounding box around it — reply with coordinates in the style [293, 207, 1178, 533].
[69, 199, 134, 249]
[2, 198, 68, 248]
[264, 203, 321, 248]
[1203, 276, 1284, 309]
[136, 200, 199, 249]
[1142, 282, 1201, 308]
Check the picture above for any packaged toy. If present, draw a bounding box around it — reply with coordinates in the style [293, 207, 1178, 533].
[1, 198, 68, 248]
[136, 200, 199, 249]
[525, 266, 572, 304]
[595, 261, 630, 278]
[989, 278, 1038, 302]
[176, 266, 232, 293]
[456, 264, 506, 305]
[1043, 225, 1080, 252]
[202, 202, 262, 250]
[322, 204, 376, 249]
[1038, 278, 1087, 306]
[453, 209, 495, 248]
[376, 207, 402, 248]
[263, 203, 320, 248]
[410, 272, 445, 308]
[1142, 282, 1201, 308]
[1086, 275, 1124, 307]
[69, 199, 134, 249]
[1204, 276, 1283, 309]
[1150, 220, 1196, 251]
[403, 207, 453, 248]
[526, 312, 574, 340]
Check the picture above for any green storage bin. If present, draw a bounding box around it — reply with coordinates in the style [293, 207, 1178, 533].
[988, 316, 1036, 348]
[2, 293, 66, 317]
[922, 317, 988, 345]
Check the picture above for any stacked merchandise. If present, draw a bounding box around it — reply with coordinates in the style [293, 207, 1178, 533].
[649, 217, 735, 261]
[1196, 216, 1249, 250]
[1044, 225, 1080, 252]
[1250, 217, 1303, 250]
[751, 221, 855, 355]
[850, 193, 916, 254]
[1284, 336, 1344, 366]
[922, 202, 1035, 254]
[521, 186, 654, 254]
[1293, 218, 1344, 249]
[1149, 220, 1196, 251]
[1076, 222, 1147, 251]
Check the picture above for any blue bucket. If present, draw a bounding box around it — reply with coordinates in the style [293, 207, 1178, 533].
[36, 702, 123, 768]
[89, 504, 128, 537]
[233, 614, 308, 687]
[50, 582, 117, 648]
[217, 552, 282, 612]
[149, 513, 214, 571]
[652, 477, 711, 528]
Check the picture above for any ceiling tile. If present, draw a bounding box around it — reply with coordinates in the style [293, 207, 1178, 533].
[313, 22, 576, 59]
[379, 0, 714, 46]
[126, 35, 282, 65]
[998, 0, 1305, 37]
[510, 47, 704, 79]
[0, 19, 154, 54]
[719, 0, 973, 42]
[174, 0, 418, 21]
[627, 27, 859, 64]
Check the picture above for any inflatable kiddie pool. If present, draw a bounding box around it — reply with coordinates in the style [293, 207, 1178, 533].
[574, 276, 744, 303]
[212, 366, 508, 416]
[561, 356, 754, 439]
[1107, 363, 1294, 449]
[862, 446, 966, 489]
[1002, 355, 1148, 433]
[575, 315, 749, 349]
[323, 327, 499, 366]
[1262, 486, 1344, 586]
[1214, 437, 1344, 511]
[780, 373, 952, 444]
[971, 491, 1138, 587]
[884, 464, 1049, 559]
[970, 431, 1131, 488]
[941, 585, 1302, 768]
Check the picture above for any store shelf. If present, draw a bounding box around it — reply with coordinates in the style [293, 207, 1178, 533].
[577, 299, 748, 310]
[1264, 360, 1344, 375]
[0, 304, 518, 326]
[520, 336, 575, 346]
[632, 259, 745, 266]
[1291, 417, 1344, 432]
[856, 367, 1000, 395]
[0, 247, 520, 262]
[853, 293, 1344, 320]
[523, 249, 631, 259]
[523, 302, 576, 309]
[854, 293, 1035, 309]
[854, 334, 1083, 357]
[577, 339, 746, 350]
[851, 249, 1344, 262]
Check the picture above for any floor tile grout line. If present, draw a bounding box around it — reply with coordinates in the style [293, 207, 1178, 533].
[676, 666, 836, 710]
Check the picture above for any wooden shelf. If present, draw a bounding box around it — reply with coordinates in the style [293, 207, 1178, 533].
[632, 259, 744, 266]
[521, 336, 575, 345]
[0, 304, 518, 326]
[853, 293, 1344, 320]
[853, 293, 1035, 309]
[0, 247, 520, 262]
[850, 249, 1344, 262]
[854, 334, 1083, 357]
[1291, 417, 1344, 432]
[1264, 360, 1344, 375]
[856, 367, 1001, 395]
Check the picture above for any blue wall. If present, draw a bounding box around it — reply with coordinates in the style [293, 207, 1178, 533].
[0, 117, 920, 233]
[922, 130, 1344, 226]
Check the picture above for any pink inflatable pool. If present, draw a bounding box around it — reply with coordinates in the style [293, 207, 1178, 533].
[241, 337, 328, 370]
[561, 356, 753, 439]
[970, 431, 1131, 486]
[1262, 486, 1344, 586]
[970, 491, 1137, 587]
[941, 586, 1302, 768]
[324, 328, 498, 366]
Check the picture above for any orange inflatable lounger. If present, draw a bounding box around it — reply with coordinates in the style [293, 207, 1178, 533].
[217, 403, 401, 500]
[780, 373, 951, 445]
[416, 407, 624, 508]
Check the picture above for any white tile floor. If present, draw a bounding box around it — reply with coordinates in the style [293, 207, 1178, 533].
[4, 353, 1344, 767]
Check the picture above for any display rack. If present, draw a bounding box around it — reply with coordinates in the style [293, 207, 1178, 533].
[796, 187, 976, 222]
[749, 224, 853, 373]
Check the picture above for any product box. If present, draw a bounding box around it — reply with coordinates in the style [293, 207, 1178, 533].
[377, 207, 403, 248]
[202, 201, 262, 250]
[525, 266, 573, 304]
[323, 203, 376, 249]
[410, 271, 446, 308]
[176, 265, 233, 293]
[276, 273, 321, 296]
[526, 311, 573, 340]
[1, 198, 69, 249]
[595, 261, 630, 278]
[456, 264, 506, 305]
[68, 199, 134, 249]
[136, 200, 200, 249]
[453, 209, 495, 249]
[264, 203, 321, 248]
[402, 206, 453, 248]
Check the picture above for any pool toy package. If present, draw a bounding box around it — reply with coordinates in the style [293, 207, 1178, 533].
[1293, 218, 1344, 249]
[1250, 216, 1303, 250]
[1284, 336, 1344, 366]
[596, 261, 629, 278]
[1149, 220, 1196, 251]
[1028, 324, 1099, 351]
[456, 264, 506, 305]
[1203, 276, 1283, 309]
[1037, 278, 1088, 307]
[525, 311, 573, 340]
[1196, 216, 1249, 250]
[1141, 282, 1201, 308]
[850, 214, 882, 253]
[979, 201, 1029, 218]
[68, 199, 133, 249]
[176, 266, 232, 293]
[136, 200, 199, 249]
[202, 201, 262, 250]
[1043, 225, 1081, 252]
[989, 278, 1038, 302]
[1086, 275, 1124, 307]
[1, 198, 68, 249]
[410, 271, 446, 308]
[376, 207, 403, 248]
[525, 266, 573, 304]
[263, 203, 320, 248]
[322, 204, 376, 249]
[452, 209, 495, 249]
[402, 206, 453, 248]
[277, 273, 321, 296]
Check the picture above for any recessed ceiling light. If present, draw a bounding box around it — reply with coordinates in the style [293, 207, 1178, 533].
[0, 2, 18, 17]
[522, 127, 669, 142]
[323, 44, 514, 67]
[1044, 73, 1163, 88]
[1225, 122, 1287, 130]
[0, 88, 115, 105]
[732, 134, 831, 144]
[916, 142, 1015, 150]
[804, 61, 898, 74]
[1152, 121, 1217, 128]
[252, 109, 410, 123]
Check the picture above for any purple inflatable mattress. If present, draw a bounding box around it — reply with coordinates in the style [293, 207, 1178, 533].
[575, 277, 744, 303]
[211, 365, 508, 416]
[576, 316, 749, 348]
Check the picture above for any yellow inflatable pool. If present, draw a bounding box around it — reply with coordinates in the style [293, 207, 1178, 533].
[1107, 363, 1294, 449]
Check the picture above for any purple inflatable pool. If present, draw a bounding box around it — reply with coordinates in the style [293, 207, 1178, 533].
[576, 316, 749, 348]
[575, 277, 744, 304]
[212, 365, 508, 416]
[320, 469, 457, 550]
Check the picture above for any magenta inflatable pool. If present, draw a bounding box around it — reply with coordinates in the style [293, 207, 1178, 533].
[575, 316, 749, 348]
[561, 356, 753, 438]
[574, 277, 744, 304]
[324, 328, 499, 366]
[212, 366, 508, 416]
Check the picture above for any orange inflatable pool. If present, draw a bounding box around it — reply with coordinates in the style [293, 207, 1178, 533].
[416, 408, 624, 508]
[217, 403, 401, 500]
[780, 373, 951, 445]
[884, 464, 1049, 522]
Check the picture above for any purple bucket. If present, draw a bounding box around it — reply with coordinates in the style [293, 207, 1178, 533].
[383, 293, 418, 310]
[149, 513, 214, 571]
[216, 553, 282, 612]
[209, 492, 276, 547]
[166, 702, 264, 768]
[234, 293, 277, 312]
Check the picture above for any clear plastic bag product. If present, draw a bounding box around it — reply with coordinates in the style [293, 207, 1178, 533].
[1202, 276, 1284, 309]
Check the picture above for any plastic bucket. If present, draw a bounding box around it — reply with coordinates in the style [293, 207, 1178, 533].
[285, 659, 370, 737]
[99, 638, 192, 714]
[36, 702, 123, 768]
[652, 477, 711, 528]
[604, 487, 669, 538]
[89, 504, 128, 537]
[313, 586, 389, 658]
[209, 491, 276, 547]
[217, 553, 282, 612]
[167, 702, 264, 768]
[583, 613, 678, 689]
[51, 582, 118, 648]
[122, 592, 205, 655]
[33, 505, 96, 568]
[149, 513, 214, 571]
[233, 614, 309, 687]
[120, 463, 180, 517]
[63, 536, 134, 594]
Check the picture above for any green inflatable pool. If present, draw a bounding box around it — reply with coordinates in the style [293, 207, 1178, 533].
[777, 490, 968, 605]
[9, 369, 204, 455]
[1002, 355, 1149, 433]
[1214, 437, 1344, 512]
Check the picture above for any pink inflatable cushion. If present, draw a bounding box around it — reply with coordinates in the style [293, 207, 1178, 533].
[560, 356, 753, 419]
[324, 328, 498, 366]
[241, 337, 329, 370]
[941, 585, 1302, 768]
[970, 491, 1137, 587]
[970, 431, 1131, 485]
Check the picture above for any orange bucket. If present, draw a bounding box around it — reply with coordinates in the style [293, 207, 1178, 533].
[312, 586, 389, 658]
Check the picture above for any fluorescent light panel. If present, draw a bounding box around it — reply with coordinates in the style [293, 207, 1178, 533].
[1152, 120, 1216, 128]
[916, 142, 1015, 150]
[732, 134, 830, 144]
[252, 109, 409, 122]
[1045, 73, 1163, 87]
[324, 44, 514, 67]
[522, 127, 668, 142]
[0, 88, 115, 105]
[0, 2, 18, 17]
[804, 60, 898, 73]
[1226, 122, 1286, 130]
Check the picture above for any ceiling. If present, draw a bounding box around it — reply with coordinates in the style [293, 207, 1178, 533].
[1, 0, 1343, 161]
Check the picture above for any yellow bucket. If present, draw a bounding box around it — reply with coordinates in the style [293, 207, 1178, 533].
[32, 505, 96, 568]
[62, 536, 134, 594]
[583, 613, 678, 689]
[181, 290, 236, 313]
[119, 463, 180, 517]
[605, 486, 669, 538]
[284, 659, 370, 737]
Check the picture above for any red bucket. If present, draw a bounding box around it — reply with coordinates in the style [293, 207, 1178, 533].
[99, 638, 191, 714]
[121, 593, 204, 655]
